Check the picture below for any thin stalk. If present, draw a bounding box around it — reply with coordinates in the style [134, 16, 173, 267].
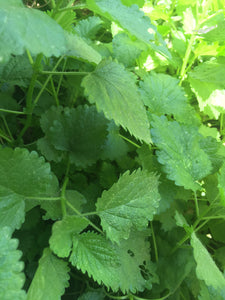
[194, 191, 199, 218]
[25, 196, 61, 201]
[40, 71, 89, 76]
[66, 201, 104, 234]
[0, 130, 11, 142]
[33, 55, 65, 106]
[220, 113, 224, 134]
[57, 3, 87, 12]
[2, 116, 13, 140]
[118, 134, 141, 148]
[50, 77, 60, 106]
[104, 290, 129, 300]
[61, 177, 68, 217]
[179, 34, 196, 84]
[57, 57, 67, 95]
[150, 221, 158, 262]
[133, 292, 171, 300]
[0, 108, 25, 115]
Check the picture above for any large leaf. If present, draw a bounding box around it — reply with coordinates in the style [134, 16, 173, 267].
[39, 105, 109, 167]
[139, 72, 199, 125]
[151, 116, 212, 191]
[0, 0, 67, 62]
[27, 248, 70, 300]
[0, 186, 25, 233]
[0, 227, 26, 300]
[191, 232, 225, 290]
[96, 169, 160, 243]
[82, 60, 151, 143]
[70, 231, 155, 293]
[0, 147, 58, 197]
[49, 216, 89, 258]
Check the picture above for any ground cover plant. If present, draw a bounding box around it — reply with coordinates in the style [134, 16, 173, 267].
[1, 0, 225, 299]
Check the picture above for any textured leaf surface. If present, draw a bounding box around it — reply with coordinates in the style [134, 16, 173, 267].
[151, 116, 212, 190]
[49, 216, 89, 258]
[82, 60, 151, 143]
[139, 72, 199, 124]
[191, 232, 225, 290]
[70, 231, 155, 293]
[74, 16, 103, 40]
[39, 105, 108, 167]
[0, 186, 25, 233]
[0, 147, 58, 197]
[0, 0, 67, 62]
[27, 248, 70, 300]
[0, 227, 26, 300]
[96, 169, 160, 243]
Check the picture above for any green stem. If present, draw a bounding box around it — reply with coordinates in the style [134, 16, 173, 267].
[61, 177, 68, 217]
[33, 55, 65, 106]
[66, 201, 104, 234]
[220, 114, 224, 135]
[50, 77, 60, 106]
[25, 196, 61, 201]
[0, 108, 25, 115]
[202, 215, 225, 220]
[0, 130, 11, 142]
[57, 57, 67, 95]
[133, 292, 171, 300]
[40, 71, 89, 76]
[118, 134, 141, 148]
[57, 3, 87, 12]
[150, 221, 158, 262]
[50, 0, 56, 9]
[194, 191, 199, 218]
[2, 116, 13, 140]
[103, 290, 129, 300]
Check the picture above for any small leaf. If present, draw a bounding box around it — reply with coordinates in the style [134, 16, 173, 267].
[0, 227, 26, 300]
[82, 59, 151, 143]
[151, 116, 212, 190]
[191, 232, 225, 290]
[49, 216, 89, 258]
[96, 169, 160, 243]
[27, 248, 70, 300]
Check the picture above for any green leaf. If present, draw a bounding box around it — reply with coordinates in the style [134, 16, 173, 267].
[49, 216, 89, 258]
[0, 0, 67, 62]
[0, 186, 25, 233]
[74, 16, 103, 40]
[96, 169, 160, 243]
[27, 248, 70, 300]
[151, 116, 212, 191]
[82, 59, 151, 143]
[0, 147, 58, 197]
[121, 0, 144, 7]
[112, 32, 146, 67]
[139, 72, 199, 125]
[70, 231, 156, 293]
[191, 232, 225, 290]
[0, 227, 26, 300]
[218, 162, 225, 205]
[78, 289, 105, 300]
[39, 105, 109, 167]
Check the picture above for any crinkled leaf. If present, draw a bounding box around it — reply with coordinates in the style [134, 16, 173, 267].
[191, 232, 225, 290]
[82, 60, 151, 143]
[0, 91, 20, 117]
[113, 32, 146, 67]
[27, 248, 70, 300]
[70, 231, 156, 293]
[0, 227, 26, 300]
[140, 72, 199, 125]
[74, 16, 103, 40]
[39, 105, 108, 167]
[0, 0, 67, 63]
[0, 186, 25, 233]
[151, 116, 212, 191]
[0, 147, 58, 197]
[78, 289, 105, 300]
[49, 216, 89, 258]
[96, 169, 160, 243]
[86, 0, 170, 58]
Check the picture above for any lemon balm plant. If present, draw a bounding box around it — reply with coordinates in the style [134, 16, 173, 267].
[1, 0, 225, 299]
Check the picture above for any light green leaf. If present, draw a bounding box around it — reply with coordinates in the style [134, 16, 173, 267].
[96, 169, 160, 243]
[74, 16, 103, 40]
[151, 116, 212, 190]
[183, 7, 196, 34]
[82, 59, 151, 143]
[39, 105, 108, 167]
[0, 227, 26, 300]
[191, 232, 225, 290]
[27, 248, 70, 300]
[70, 231, 155, 293]
[0, 186, 25, 233]
[113, 32, 146, 67]
[201, 20, 225, 43]
[65, 33, 102, 64]
[49, 216, 89, 258]
[0, 147, 58, 197]
[139, 72, 199, 125]
[86, 0, 170, 58]
[0, 0, 67, 63]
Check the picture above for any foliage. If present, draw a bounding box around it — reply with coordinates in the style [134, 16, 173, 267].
[1, 0, 225, 299]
